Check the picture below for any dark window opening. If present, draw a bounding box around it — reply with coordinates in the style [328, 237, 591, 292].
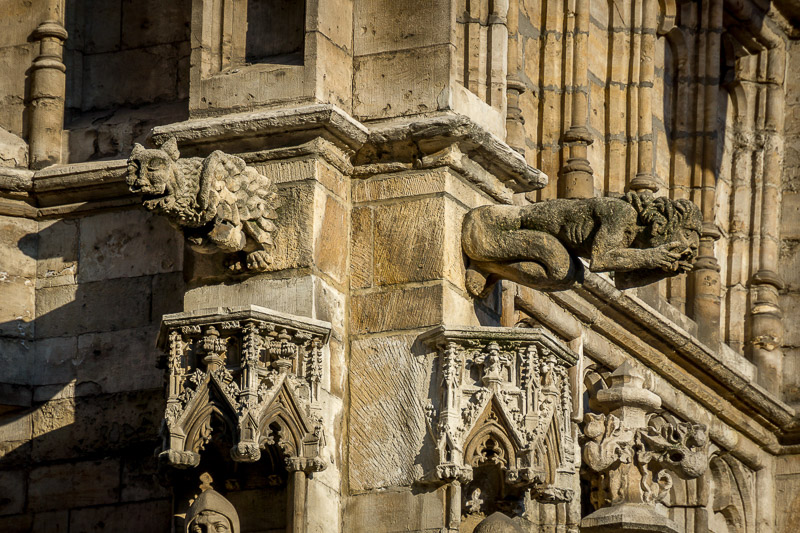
[245, 0, 305, 65]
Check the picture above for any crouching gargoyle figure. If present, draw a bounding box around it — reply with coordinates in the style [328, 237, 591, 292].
[462, 191, 703, 296]
[127, 138, 279, 272]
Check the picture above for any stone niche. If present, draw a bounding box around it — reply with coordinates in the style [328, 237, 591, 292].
[154, 304, 332, 532]
[418, 325, 579, 531]
[189, 0, 353, 116]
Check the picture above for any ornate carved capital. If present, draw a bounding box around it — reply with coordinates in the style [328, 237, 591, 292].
[581, 362, 709, 533]
[156, 305, 330, 475]
[419, 325, 579, 514]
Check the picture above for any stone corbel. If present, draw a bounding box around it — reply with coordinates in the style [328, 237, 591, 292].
[126, 139, 280, 272]
[418, 326, 579, 525]
[580, 362, 709, 533]
[156, 305, 331, 477]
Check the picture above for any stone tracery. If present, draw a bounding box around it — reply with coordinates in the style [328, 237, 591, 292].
[156, 305, 329, 474]
[419, 325, 579, 525]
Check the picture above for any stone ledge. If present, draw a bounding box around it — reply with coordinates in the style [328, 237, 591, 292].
[151, 103, 370, 152]
[358, 114, 547, 194]
[159, 304, 332, 350]
[515, 273, 797, 457]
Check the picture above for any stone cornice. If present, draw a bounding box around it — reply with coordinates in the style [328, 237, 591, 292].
[150, 104, 370, 153]
[358, 114, 547, 193]
[514, 270, 798, 460]
[0, 105, 546, 216]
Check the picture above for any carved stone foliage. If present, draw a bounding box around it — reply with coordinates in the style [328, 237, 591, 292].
[127, 137, 279, 272]
[419, 326, 579, 510]
[156, 305, 330, 475]
[461, 191, 703, 296]
[580, 362, 709, 533]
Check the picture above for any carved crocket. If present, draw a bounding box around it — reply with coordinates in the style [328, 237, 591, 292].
[127, 138, 279, 272]
[461, 191, 703, 296]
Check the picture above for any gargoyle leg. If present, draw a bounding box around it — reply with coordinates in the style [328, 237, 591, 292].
[464, 228, 576, 295]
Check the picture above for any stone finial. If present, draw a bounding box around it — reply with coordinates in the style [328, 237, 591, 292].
[126, 138, 279, 272]
[580, 362, 708, 533]
[461, 191, 703, 296]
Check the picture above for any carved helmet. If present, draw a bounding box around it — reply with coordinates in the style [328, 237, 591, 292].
[185, 489, 240, 533]
[473, 512, 526, 533]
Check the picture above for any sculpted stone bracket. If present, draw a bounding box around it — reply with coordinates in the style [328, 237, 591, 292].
[419, 326, 579, 505]
[127, 138, 280, 273]
[156, 305, 330, 475]
[581, 362, 709, 533]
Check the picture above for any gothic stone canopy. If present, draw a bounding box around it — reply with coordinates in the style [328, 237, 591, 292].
[419, 325, 579, 504]
[156, 305, 331, 473]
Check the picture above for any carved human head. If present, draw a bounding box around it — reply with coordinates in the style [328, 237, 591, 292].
[625, 193, 703, 268]
[185, 489, 240, 533]
[127, 137, 181, 199]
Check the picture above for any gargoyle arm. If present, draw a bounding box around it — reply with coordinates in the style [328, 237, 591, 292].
[588, 210, 679, 272]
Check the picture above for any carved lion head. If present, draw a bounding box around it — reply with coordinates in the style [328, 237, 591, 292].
[126, 137, 181, 200]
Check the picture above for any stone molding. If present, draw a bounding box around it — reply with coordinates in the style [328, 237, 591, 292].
[156, 305, 331, 474]
[0, 104, 547, 216]
[515, 276, 798, 456]
[418, 325, 578, 504]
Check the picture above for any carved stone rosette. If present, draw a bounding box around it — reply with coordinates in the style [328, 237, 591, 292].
[581, 362, 709, 533]
[156, 305, 330, 475]
[419, 326, 579, 506]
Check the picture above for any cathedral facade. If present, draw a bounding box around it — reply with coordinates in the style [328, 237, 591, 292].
[1, 0, 800, 531]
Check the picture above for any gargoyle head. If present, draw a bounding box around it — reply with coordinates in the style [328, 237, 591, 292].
[127, 137, 181, 202]
[625, 193, 703, 271]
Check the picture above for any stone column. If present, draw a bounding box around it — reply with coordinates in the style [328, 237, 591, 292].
[689, 0, 723, 347]
[28, 20, 68, 169]
[628, 0, 659, 193]
[750, 38, 786, 395]
[580, 362, 708, 533]
[505, 0, 525, 157]
[287, 465, 307, 533]
[562, 0, 594, 199]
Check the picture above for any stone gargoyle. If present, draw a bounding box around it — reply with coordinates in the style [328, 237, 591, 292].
[462, 191, 703, 296]
[127, 138, 279, 272]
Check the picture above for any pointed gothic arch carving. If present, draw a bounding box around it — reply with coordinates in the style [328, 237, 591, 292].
[419, 325, 579, 520]
[156, 305, 330, 474]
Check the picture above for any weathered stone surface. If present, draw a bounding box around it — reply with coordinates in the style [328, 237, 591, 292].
[343, 488, 445, 532]
[353, 45, 451, 120]
[69, 499, 171, 533]
[314, 192, 348, 284]
[120, 450, 170, 502]
[0, 337, 34, 385]
[36, 278, 150, 338]
[373, 197, 445, 285]
[351, 284, 443, 335]
[37, 219, 78, 287]
[28, 459, 120, 511]
[31, 390, 162, 461]
[78, 209, 182, 282]
[349, 334, 430, 490]
[0, 127, 27, 167]
[0, 469, 26, 516]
